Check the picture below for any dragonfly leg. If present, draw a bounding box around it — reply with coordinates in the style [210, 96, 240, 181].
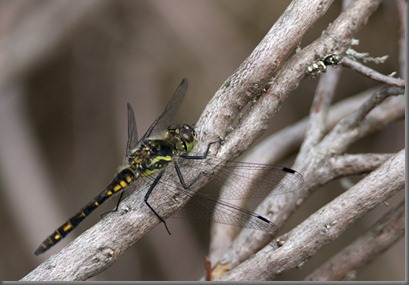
[180, 139, 222, 160]
[144, 170, 172, 235]
[100, 192, 125, 219]
[175, 139, 223, 189]
[174, 161, 191, 189]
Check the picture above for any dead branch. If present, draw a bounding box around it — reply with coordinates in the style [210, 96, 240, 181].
[21, 0, 337, 280]
[208, 87, 377, 259]
[209, 0, 386, 271]
[196, 0, 336, 150]
[301, 67, 342, 154]
[341, 57, 405, 87]
[19, 0, 404, 281]
[221, 150, 404, 280]
[304, 199, 405, 281]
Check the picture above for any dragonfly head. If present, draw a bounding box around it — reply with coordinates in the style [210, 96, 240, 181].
[168, 124, 197, 153]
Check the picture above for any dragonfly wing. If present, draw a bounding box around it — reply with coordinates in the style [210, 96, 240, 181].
[170, 192, 278, 233]
[144, 158, 304, 201]
[141, 79, 188, 141]
[205, 161, 304, 200]
[126, 103, 139, 156]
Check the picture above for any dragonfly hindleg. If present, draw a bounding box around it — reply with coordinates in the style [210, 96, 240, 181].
[100, 192, 125, 219]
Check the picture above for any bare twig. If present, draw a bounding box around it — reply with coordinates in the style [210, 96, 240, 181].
[321, 88, 404, 154]
[208, 88, 373, 259]
[341, 57, 405, 87]
[210, 0, 384, 271]
[197, 0, 335, 154]
[303, 0, 347, 149]
[214, 88, 404, 276]
[304, 199, 405, 281]
[237, 87, 376, 165]
[218, 0, 382, 163]
[329, 153, 395, 176]
[300, 67, 342, 155]
[345, 86, 404, 128]
[220, 150, 404, 280]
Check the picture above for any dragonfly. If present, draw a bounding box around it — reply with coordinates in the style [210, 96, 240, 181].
[34, 79, 304, 256]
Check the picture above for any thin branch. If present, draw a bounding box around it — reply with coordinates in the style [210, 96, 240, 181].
[210, 0, 383, 270]
[304, 199, 405, 281]
[300, 67, 342, 156]
[207, 85, 403, 280]
[341, 57, 405, 87]
[302, 0, 348, 149]
[220, 150, 404, 281]
[329, 153, 394, 177]
[196, 0, 335, 155]
[208, 88, 373, 259]
[20, 0, 401, 281]
[346, 86, 404, 128]
[322, 87, 404, 153]
[239, 87, 376, 165]
[218, 0, 382, 163]
[209, 83, 404, 279]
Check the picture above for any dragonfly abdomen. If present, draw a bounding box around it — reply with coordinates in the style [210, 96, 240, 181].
[34, 168, 136, 255]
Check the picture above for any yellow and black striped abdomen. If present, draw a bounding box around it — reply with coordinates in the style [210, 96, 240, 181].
[34, 168, 136, 255]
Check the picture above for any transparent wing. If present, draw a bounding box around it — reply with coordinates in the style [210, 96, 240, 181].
[139, 158, 303, 233]
[206, 161, 304, 200]
[153, 158, 304, 200]
[170, 191, 278, 233]
[126, 103, 139, 156]
[141, 78, 188, 141]
[126, 79, 188, 158]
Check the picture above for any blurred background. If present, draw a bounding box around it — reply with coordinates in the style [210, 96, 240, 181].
[0, 0, 404, 281]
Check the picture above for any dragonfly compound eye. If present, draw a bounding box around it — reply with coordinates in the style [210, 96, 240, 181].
[179, 124, 196, 152]
[180, 127, 194, 143]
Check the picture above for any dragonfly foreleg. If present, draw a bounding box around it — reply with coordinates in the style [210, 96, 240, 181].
[174, 139, 223, 189]
[144, 170, 172, 235]
[180, 139, 222, 160]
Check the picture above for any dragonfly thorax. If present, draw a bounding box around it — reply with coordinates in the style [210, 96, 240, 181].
[128, 123, 197, 176]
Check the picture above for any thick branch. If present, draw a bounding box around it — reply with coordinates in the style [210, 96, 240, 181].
[219, 0, 382, 162]
[304, 199, 405, 281]
[210, 0, 384, 270]
[197, 0, 335, 152]
[208, 88, 373, 259]
[329, 153, 394, 177]
[221, 150, 404, 281]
